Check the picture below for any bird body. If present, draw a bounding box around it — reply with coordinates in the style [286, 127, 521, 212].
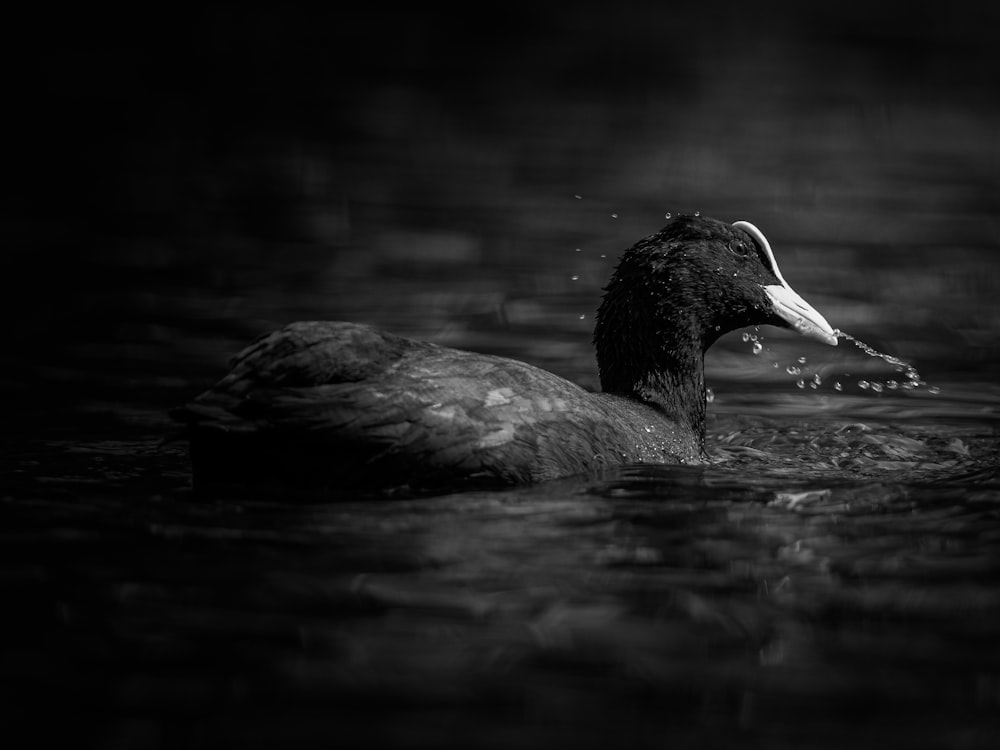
[175, 215, 836, 491]
[180, 322, 702, 489]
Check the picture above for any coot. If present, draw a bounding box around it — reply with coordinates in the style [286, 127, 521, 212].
[175, 215, 836, 491]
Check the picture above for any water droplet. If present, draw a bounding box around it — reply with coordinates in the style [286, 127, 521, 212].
[786, 365, 801, 375]
[664, 212, 672, 219]
[705, 387, 715, 403]
[610, 213, 619, 219]
[579, 314, 586, 320]
[837, 330, 937, 396]
[809, 381, 819, 389]
[752, 342, 763, 355]
[772, 362, 779, 368]
[834, 382, 843, 391]
[693, 211, 701, 217]
[570, 275, 579, 281]
[742, 332, 751, 342]
[796, 379, 805, 389]
[871, 382, 884, 393]
[573, 194, 583, 200]
[599, 254, 606, 259]
[797, 356, 807, 365]
[812, 373, 822, 385]
[574, 248, 582, 253]
[858, 380, 870, 390]
[928, 385, 941, 395]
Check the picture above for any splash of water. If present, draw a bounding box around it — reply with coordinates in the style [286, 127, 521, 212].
[835, 329, 939, 393]
[740, 327, 939, 395]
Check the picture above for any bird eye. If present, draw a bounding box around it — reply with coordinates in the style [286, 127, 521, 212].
[729, 241, 750, 257]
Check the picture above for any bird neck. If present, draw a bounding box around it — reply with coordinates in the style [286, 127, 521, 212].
[593, 255, 714, 448]
[600, 343, 707, 446]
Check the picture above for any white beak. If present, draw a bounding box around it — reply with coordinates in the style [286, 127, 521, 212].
[733, 220, 838, 347]
[763, 283, 838, 346]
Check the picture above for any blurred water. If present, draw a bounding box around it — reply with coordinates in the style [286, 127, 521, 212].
[4, 4, 1000, 749]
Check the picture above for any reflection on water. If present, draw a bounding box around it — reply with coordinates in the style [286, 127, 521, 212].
[6, 3, 1000, 748]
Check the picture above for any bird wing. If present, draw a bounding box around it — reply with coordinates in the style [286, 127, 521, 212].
[173, 321, 605, 483]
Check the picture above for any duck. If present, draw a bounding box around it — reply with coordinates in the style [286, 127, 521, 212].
[174, 215, 837, 492]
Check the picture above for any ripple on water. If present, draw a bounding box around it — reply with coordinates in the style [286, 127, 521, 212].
[706, 414, 995, 485]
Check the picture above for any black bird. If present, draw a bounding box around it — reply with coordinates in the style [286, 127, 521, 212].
[175, 215, 837, 491]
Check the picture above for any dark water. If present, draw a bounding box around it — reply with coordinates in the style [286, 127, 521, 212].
[5, 5, 1000, 749]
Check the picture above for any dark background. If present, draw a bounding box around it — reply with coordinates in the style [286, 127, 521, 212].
[7, 3, 1000, 425]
